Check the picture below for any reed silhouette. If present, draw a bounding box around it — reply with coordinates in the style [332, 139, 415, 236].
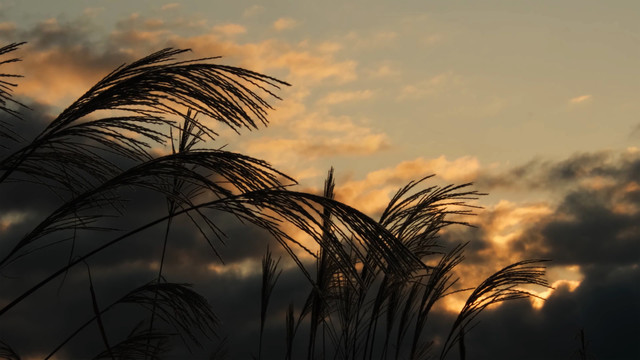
[0, 43, 549, 359]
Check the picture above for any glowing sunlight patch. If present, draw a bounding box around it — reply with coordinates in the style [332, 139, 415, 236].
[530, 265, 584, 309]
[0, 212, 28, 232]
[483, 201, 553, 247]
[207, 258, 262, 278]
[531, 279, 581, 309]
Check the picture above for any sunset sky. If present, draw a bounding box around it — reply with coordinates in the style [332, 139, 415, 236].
[1, 1, 639, 359]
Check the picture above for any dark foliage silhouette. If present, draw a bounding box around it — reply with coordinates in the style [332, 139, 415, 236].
[271, 169, 549, 359]
[0, 42, 549, 359]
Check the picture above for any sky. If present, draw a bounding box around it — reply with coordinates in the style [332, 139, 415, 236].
[0, 1, 639, 359]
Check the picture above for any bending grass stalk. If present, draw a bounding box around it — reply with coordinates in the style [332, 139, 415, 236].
[85, 263, 115, 360]
[144, 214, 174, 359]
[284, 303, 295, 360]
[271, 174, 546, 359]
[0, 339, 21, 360]
[0, 189, 421, 320]
[0, 47, 289, 187]
[258, 245, 282, 359]
[0, 42, 28, 142]
[0, 148, 294, 269]
[45, 281, 216, 359]
[307, 168, 336, 360]
[92, 323, 170, 360]
[439, 259, 551, 359]
[146, 111, 205, 359]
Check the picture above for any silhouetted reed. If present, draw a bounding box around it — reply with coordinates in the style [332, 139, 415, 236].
[0, 42, 549, 359]
[276, 170, 550, 359]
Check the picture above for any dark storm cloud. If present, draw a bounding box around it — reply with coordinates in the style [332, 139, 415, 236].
[21, 17, 93, 50]
[0, 176, 290, 359]
[462, 263, 640, 360]
[0, 13, 316, 360]
[447, 149, 640, 268]
[0, 95, 293, 359]
[488, 150, 640, 267]
[0, 13, 198, 69]
[476, 150, 640, 191]
[525, 188, 640, 266]
[0, 17, 132, 69]
[434, 150, 640, 359]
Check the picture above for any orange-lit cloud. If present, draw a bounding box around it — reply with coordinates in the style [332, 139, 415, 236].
[4, 14, 359, 108]
[367, 63, 400, 78]
[10, 45, 124, 106]
[160, 3, 180, 11]
[273, 17, 298, 31]
[528, 265, 584, 309]
[317, 89, 374, 105]
[333, 155, 480, 215]
[245, 114, 391, 164]
[212, 23, 247, 36]
[207, 258, 262, 278]
[0, 212, 27, 232]
[475, 200, 554, 248]
[166, 34, 356, 84]
[0, 22, 16, 35]
[569, 94, 592, 104]
[397, 71, 462, 100]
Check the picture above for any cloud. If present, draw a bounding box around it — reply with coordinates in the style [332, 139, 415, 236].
[0, 22, 17, 37]
[461, 264, 640, 359]
[568, 94, 592, 104]
[245, 114, 391, 166]
[272, 17, 298, 31]
[477, 149, 640, 194]
[465, 149, 640, 267]
[212, 23, 247, 36]
[0, 14, 359, 108]
[316, 89, 374, 105]
[430, 194, 639, 359]
[344, 31, 398, 49]
[528, 186, 640, 266]
[160, 3, 180, 11]
[367, 63, 400, 78]
[430, 147, 640, 323]
[111, 17, 357, 85]
[397, 71, 463, 100]
[333, 155, 480, 215]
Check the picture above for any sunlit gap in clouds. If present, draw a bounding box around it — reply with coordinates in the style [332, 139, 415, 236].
[530, 265, 583, 309]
